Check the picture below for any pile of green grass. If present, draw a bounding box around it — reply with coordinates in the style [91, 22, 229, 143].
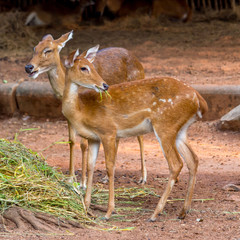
[0, 138, 93, 225]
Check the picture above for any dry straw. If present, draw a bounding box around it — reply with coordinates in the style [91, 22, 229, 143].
[0, 11, 38, 54]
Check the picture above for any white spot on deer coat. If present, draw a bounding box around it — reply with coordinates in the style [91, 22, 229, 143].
[168, 99, 174, 105]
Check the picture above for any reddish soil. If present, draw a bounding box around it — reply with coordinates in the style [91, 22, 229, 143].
[0, 13, 240, 240]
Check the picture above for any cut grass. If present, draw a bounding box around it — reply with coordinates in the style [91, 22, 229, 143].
[97, 89, 112, 102]
[0, 138, 93, 226]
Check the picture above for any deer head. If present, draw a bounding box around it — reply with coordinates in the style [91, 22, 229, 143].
[25, 31, 73, 78]
[65, 45, 109, 92]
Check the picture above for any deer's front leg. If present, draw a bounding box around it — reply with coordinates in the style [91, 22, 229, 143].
[68, 122, 77, 182]
[101, 135, 117, 220]
[80, 137, 88, 189]
[101, 138, 119, 184]
[137, 135, 147, 185]
[84, 139, 100, 209]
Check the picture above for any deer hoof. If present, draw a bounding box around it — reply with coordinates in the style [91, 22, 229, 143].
[178, 209, 187, 219]
[147, 217, 156, 222]
[138, 178, 146, 185]
[100, 216, 110, 221]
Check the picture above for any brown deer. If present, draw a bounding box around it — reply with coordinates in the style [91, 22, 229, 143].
[25, 31, 147, 188]
[63, 46, 208, 221]
[95, 0, 192, 22]
[95, 0, 151, 21]
[25, 0, 95, 27]
[152, 0, 192, 22]
[95, 0, 123, 17]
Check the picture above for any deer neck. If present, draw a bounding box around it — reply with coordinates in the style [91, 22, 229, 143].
[47, 60, 66, 100]
[62, 81, 100, 141]
[63, 81, 82, 119]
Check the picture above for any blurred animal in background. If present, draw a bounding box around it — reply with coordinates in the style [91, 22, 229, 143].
[152, 0, 192, 22]
[94, 0, 191, 23]
[24, 0, 191, 27]
[95, 0, 151, 23]
[22, 0, 191, 27]
[5, 0, 240, 27]
[25, 0, 95, 27]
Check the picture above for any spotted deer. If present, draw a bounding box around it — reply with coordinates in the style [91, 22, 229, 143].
[25, 31, 147, 188]
[63, 46, 208, 221]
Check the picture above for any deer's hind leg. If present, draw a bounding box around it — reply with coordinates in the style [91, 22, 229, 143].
[149, 127, 183, 222]
[176, 131, 199, 219]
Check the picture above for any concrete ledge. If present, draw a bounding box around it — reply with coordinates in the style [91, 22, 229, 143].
[192, 85, 240, 121]
[16, 82, 62, 118]
[0, 83, 19, 115]
[0, 82, 239, 121]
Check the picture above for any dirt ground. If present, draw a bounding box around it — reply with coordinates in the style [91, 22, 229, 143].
[0, 12, 240, 240]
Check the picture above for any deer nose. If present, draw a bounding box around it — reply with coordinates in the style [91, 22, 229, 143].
[25, 64, 34, 73]
[102, 83, 109, 91]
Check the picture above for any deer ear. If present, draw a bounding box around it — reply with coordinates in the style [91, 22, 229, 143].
[65, 49, 79, 68]
[42, 34, 54, 41]
[81, 45, 99, 63]
[55, 30, 73, 52]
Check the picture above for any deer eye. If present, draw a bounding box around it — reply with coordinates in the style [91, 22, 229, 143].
[80, 67, 89, 73]
[44, 49, 52, 54]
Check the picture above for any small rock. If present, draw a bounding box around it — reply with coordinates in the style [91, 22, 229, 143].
[22, 115, 30, 121]
[222, 183, 240, 192]
[218, 105, 240, 131]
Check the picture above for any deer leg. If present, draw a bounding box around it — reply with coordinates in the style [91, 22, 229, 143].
[176, 139, 199, 219]
[80, 137, 88, 189]
[115, 139, 120, 157]
[101, 135, 117, 220]
[214, 0, 218, 10]
[101, 139, 119, 184]
[84, 140, 100, 209]
[68, 122, 77, 182]
[149, 129, 183, 222]
[231, 0, 236, 11]
[137, 135, 147, 185]
[95, 0, 107, 23]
